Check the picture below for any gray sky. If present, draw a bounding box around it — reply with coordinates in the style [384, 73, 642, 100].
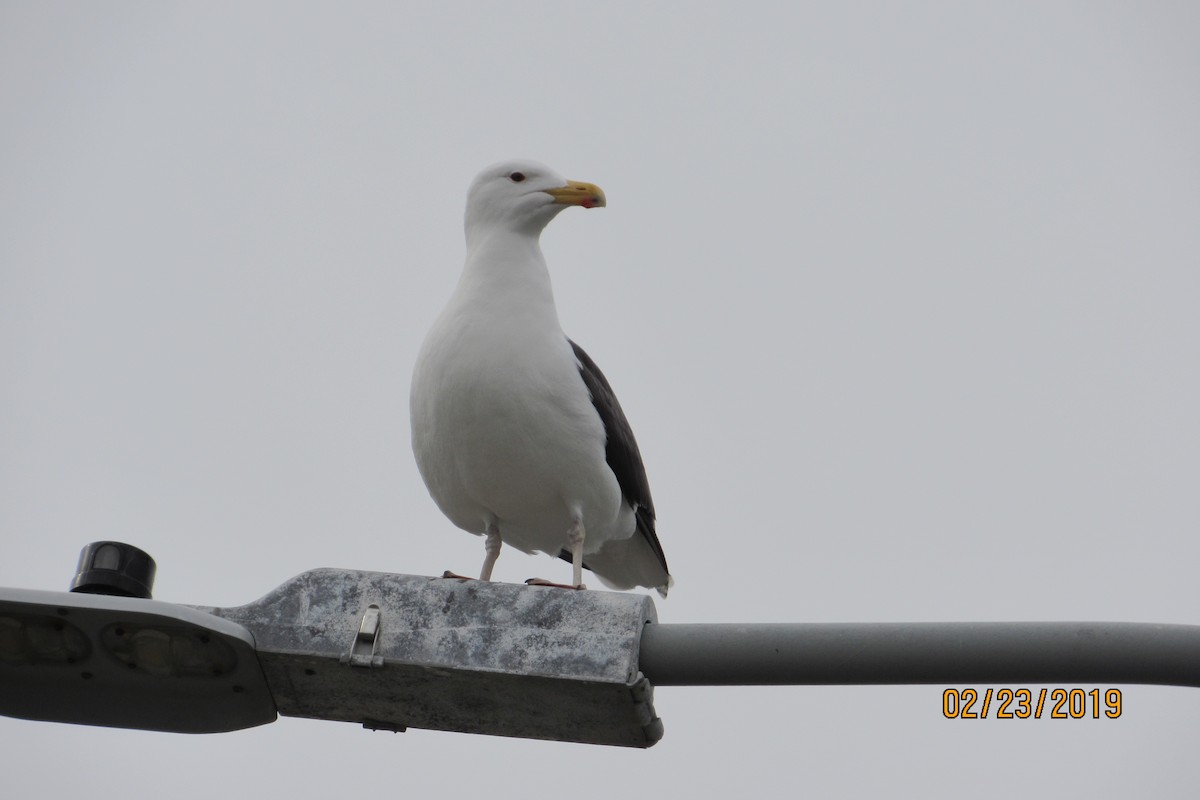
[2, 2, 1198, 796]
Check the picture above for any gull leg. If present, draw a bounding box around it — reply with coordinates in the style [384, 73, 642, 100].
[525, 518, 587, 590]
[439, 524, 502, 582]
[568, 520, 585, 588]
[479, 524, 502, 581]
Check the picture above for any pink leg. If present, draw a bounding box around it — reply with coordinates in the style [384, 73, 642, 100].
[525, 519, 587, 590]
[479, 524, 502, 581]
[568, 520, 585, 588]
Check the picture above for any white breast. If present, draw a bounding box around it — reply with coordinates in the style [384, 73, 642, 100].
[410, 234, 634, 557]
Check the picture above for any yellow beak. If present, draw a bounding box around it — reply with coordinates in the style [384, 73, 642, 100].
[546, 180, 606, 209]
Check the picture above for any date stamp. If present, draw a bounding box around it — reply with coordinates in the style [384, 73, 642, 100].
[943, 688, 1122, 719]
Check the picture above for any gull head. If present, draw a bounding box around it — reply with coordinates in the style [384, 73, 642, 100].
[464, 159, 606, 241]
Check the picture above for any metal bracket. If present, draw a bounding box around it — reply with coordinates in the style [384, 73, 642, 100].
[340, 603, 384, 668]
[362, 717, 407, 733]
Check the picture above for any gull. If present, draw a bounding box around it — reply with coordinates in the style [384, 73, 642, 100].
[410, 160, 671, 596]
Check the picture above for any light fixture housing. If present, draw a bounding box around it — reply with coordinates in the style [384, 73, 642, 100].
[0, 588, 276, 733]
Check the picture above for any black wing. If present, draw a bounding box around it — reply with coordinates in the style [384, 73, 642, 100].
[558, 338, 669, 576]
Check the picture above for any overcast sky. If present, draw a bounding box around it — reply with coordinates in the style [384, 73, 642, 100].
[2, 2, 1199, 796]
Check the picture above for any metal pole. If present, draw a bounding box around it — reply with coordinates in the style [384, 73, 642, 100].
[639, 622, 1200, 687]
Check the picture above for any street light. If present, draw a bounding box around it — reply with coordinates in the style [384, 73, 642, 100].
[4, 542, 1200, 747]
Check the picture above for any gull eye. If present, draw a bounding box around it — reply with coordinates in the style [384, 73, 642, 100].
[509, 172, 526, 183]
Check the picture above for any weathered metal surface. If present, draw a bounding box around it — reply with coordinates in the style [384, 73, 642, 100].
[197, 569, 662, 747]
